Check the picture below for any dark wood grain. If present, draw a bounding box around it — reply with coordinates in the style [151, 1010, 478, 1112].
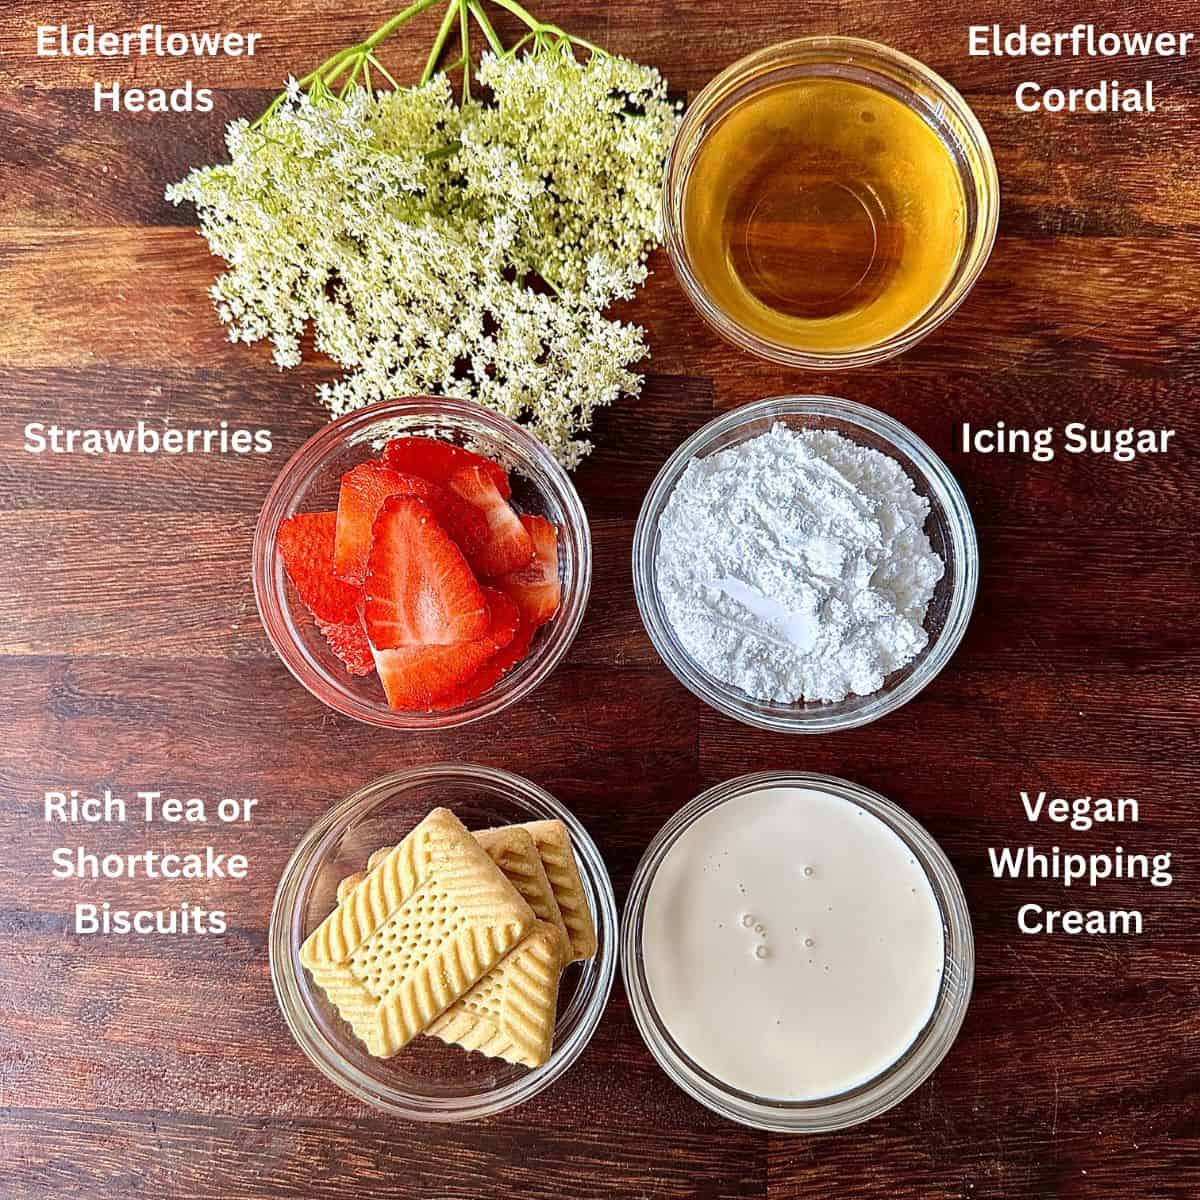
[2, 0, 1199, 1197]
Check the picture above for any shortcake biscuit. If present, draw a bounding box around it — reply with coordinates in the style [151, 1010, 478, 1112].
[336, 870, 366, 903]
[516, 819, 597, 963]
[301, 807, 534, 1057]
[474, 825, 569, 955]
[426, 920, 565, 1067]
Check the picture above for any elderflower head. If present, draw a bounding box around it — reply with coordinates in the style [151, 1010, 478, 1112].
[469, 47, 677, 299]
[167, 48, 680, 468]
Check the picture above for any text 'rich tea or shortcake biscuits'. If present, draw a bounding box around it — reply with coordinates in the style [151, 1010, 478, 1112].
[300, 807, 534, 1057]
[515, 819, 597, 962]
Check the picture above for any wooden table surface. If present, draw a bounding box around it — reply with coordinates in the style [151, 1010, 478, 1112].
[2, 1, 1198, 1197]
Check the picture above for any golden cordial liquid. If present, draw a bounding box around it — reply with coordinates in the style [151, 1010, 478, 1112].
[682, 78, 966, 354]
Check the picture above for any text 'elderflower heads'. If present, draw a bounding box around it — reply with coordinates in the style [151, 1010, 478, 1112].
[167, 10, 679, 468]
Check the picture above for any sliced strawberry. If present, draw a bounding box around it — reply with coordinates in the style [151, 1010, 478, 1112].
[448, 464, 535, 578]
[478, 586, 521, 651]
[316, 616, 374, 676]
[492, 515, 561, 627]
[277, 511, 360, 624]
[421, 480, 490, 560]
[333, 461, 415, 585]
[334, 459, 488, 582]
[430, 619, 537, 710]
[373, 640, 494, 711]
[362, 496, 489, 649]
[384, 436, 511, 498]
[373, 588, 520, 711]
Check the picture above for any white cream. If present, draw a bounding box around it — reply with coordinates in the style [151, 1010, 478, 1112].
[642, 785, 945, 1101]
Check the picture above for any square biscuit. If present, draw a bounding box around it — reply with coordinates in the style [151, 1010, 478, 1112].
[336, 870, 367, 903]
[301, 807, 535, 1057]
[474, 825, 569, 957]
[345, 828, 570, 956]
[426, 920, 565, 1068]
[515, 819, 597, 963]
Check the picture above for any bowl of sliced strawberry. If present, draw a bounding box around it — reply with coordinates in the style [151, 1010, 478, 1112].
[253, 398, 591, 728]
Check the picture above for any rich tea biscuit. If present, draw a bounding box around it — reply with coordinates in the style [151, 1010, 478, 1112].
[474, 825, 569, 956]
[336, 871, 366, 903]
[426, 920, 565, 1068]
[301, 807, 534, 1057]
[425, 827, 569, 1066]
[516, 819, 597, 963]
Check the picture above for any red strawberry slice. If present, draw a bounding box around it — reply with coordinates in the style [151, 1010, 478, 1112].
[277, 511, 360, 625]
[448, 464, 535, 578]
[421, 480, 490, 559]
[362, 496, 489, 649]
[493, 515, 561, 627]
[316, 616, 374, 676]
[384, 436, 511, 498]
[477, 586, 521, 651]
[430, 619, 537, 710]
[373, 588, 520, 711]
[334, 460, 488, 582]
[333, 461, 416, 585]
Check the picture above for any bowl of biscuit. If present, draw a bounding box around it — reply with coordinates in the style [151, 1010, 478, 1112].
[269, 764, 616, 1120]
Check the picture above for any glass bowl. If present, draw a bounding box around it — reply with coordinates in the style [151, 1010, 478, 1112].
[253, 397, 591, 729]
[269, 763, 617, 1121]
[632, 395, 978, 733]
[621, 771, 973, 1132]
[662, 36, 999, 368]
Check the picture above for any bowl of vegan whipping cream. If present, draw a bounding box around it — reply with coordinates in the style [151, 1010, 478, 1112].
[632, 395, 977, 732]
[621, 772, 973, 1131]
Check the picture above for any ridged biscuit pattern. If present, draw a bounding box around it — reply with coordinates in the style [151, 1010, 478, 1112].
[474, 826, 569, 956]
[517, 819, 597, 963]
[426, 921, 565, 1067]
[336, 870, 366, 903]
[300, 808, 534, 1057]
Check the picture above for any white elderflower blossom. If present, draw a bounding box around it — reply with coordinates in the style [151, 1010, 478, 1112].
[167, 42, 680, 468]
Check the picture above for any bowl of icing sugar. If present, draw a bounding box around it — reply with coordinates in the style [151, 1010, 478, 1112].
[632, 395, 978, 732]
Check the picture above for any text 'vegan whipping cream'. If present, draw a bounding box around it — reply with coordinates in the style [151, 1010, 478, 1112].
[641, 785, 945, 1100]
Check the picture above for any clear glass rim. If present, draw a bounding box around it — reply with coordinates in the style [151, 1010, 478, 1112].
[269, 762, 618, 1122]
[620, 770, 974, 1132]
[662, 35, 1001, 369]
[632, 395, 979, 733]
[252, 397, 592, 730]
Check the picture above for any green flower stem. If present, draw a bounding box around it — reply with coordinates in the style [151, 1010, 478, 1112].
[488, 0, 604, 57]
[459, 0, 471, 101]
[502, 29, 539, 58]
[362, 0, 446, 51]
[468, 1, 505, 55]
[301, 45, 357, 87]
[486, 0, 604, 55]
[421, 0, 459, 86]
[367, 53, 400, 88]
[338, 58, 364, 97]
[255, 0, 608, 127]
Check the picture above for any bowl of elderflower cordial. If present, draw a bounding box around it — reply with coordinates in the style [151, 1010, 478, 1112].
[662, 37, 999, 368]
[253, 398, 591, 729]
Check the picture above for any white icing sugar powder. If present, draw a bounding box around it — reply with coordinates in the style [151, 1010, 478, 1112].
[655, 423, 945, 704]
